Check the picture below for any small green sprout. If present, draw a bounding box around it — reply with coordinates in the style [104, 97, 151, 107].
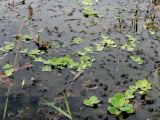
[83, 96, 100, 107]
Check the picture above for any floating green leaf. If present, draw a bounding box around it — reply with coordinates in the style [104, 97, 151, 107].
[135, 79, 151, 95]
[119, 104, 134, 113]
[82, 0, 92, 5]
[101, 35, 117, 47]
[0, 42, 15, 53]
[108, 106, 121, 115]
[48, 55, 77, 69]
[130, 55, 144, 64]
[20, 49, 28, 54]
[72, 37, 84, 45]
[84, 46, 93, 53]
[121, 35, 137, 52]
[83, 96, 100, 107]
[21, 34, 32, 41]
[108, 93, 126, 108]
[108, 93, 134, 116]
[28, 49, 45, 57]
[95, 44, 104, 51]
[83, 6, 98, 17]
[77, 50, 87, 56]
[77, 55, 94, 71]
[2, 64, 14, 76]
[42, 65, 52, 72]
[85, 21, 96, 27]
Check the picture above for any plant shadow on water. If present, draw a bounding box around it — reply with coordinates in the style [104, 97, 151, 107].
[0, 0, 160, 120]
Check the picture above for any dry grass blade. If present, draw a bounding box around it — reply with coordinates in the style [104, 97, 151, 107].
[69, 70, 84, 84]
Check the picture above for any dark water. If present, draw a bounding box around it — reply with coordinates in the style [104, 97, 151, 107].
[0, 0, 160, 120]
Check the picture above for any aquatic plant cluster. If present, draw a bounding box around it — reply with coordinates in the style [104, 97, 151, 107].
[0, 0, 159, 119]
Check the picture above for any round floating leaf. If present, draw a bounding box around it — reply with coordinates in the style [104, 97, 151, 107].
[119, 104, 134, 113]
[108, 106, 121, 115]
[83, 96, 100, 107]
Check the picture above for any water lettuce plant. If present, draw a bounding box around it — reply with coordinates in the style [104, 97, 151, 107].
[108, 93, 134, 116]
[20, 34, 32, 42]
[47, 55, 77, 69]
[83, 96, 100, 107]
[85, 21, 96, 27]
[95, 43, 104, 51]
[83, 6, 98, 17]
[84, 46, 93, 53]
[108, 79, 152, 116]
[42, 65, 52, 72]
[77, 55, 95, 71]
[125, 86, 138, 99]
[77, 50, 87, 56]
[71, 37, 84, 45]
[121, 35, 137, 52]
[130, 55, 144, 64]
[0, 42, 15, 53]
[82, 0, 92, 5]
[135, 79, 151, 95]
[28, 49, 45, 57]
[2, 64, 14, 76]
[101, 35, 117, 47]
[19, 48, 29, 54]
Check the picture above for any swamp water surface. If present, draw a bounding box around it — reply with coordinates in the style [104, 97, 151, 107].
[0, 0, 160, 120]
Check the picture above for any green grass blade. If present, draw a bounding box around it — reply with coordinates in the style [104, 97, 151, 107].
[43, 100, 72, 119]
[63, 93, 72, 118]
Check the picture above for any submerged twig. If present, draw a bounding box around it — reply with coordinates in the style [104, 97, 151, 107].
[2, 84, 12, 120]
[153, 67, 160, 89]
[69, 70, 84, 84]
